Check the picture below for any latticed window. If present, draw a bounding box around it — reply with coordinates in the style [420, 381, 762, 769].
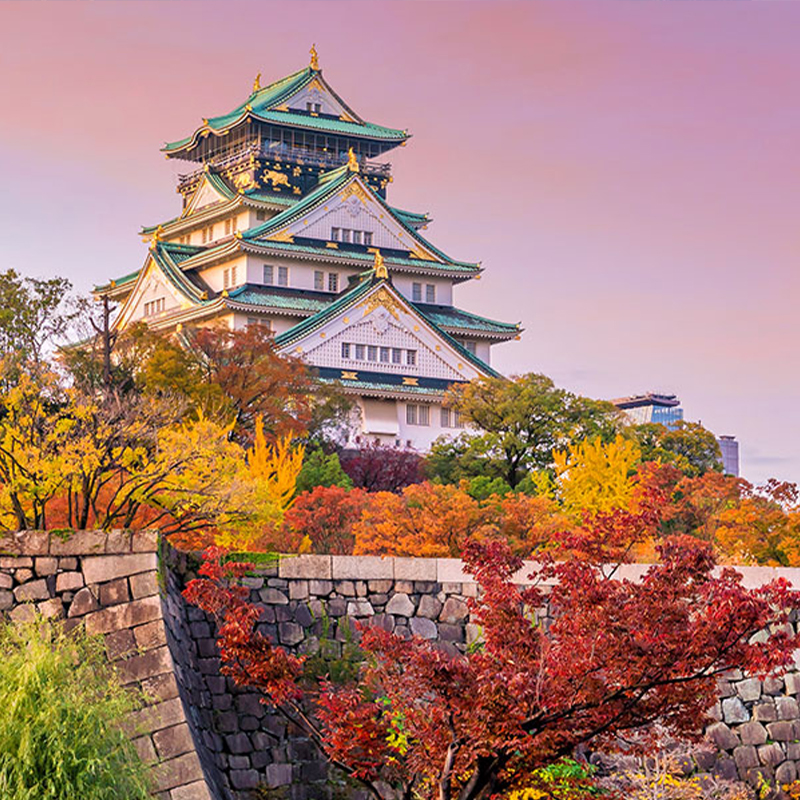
[314, 271, 324, 291]
[328, 273, 339, 292]
[412, 283, 422, 302]
[426, 284, 436, 303]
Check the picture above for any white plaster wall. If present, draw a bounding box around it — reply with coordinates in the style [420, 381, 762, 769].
[200, 256, 249, 293]
[392, 276, 453, 306]
[244, 254, 360, 294]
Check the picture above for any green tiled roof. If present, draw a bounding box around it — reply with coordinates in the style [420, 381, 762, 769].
[241, 168, 477, 271]
[164, 67, 407, 155]
[317, 377, 451, 397]
[391, 206, 429, 228]
[225, 285, 330, 314]
[413, 304, 520, 336]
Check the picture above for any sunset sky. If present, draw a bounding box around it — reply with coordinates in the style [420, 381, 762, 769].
[1, 1, 798, 485]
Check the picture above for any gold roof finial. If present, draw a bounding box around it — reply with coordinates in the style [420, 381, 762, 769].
[374, 250, 388, 280]
[309, 44, 319, 71]
[347, 147, 359, 173]
[252, 72, 261, 93]
[150, 225, 164, 248]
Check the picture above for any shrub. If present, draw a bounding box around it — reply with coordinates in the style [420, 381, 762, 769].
[0, 617, 152, 800]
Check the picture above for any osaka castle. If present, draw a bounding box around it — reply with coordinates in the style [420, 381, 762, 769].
[94, 47, 521, 450]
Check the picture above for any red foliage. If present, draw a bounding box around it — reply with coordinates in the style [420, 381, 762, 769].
[184, 521, 800, 800]
[340, 441, 423, 492]
[281, 486, 370, 554]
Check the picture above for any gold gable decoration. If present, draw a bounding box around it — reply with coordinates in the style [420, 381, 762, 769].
[347, 148, 360, 173]
[373, 250, 388, 279]
[309, 44, 319, 71]
[266, 228, 295, 243]
[253, 73, 261, 93]
[356, 286, 402, 321]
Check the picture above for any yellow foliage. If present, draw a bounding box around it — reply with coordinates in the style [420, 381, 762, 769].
[553, 435, 641, 517]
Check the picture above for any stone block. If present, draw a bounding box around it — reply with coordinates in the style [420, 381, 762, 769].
[141, 672, 180, 703]
[332, 555, 393, 580]
[437, 558, 472, 583]
[327, 598, 347, 616]
[417, 595, 442, 619]
[55, 571, 84, 592]
[776, 696, 800, 719]
[14, 568, 33, 583]
[37, 597, 64, 619]
[440, 597, 469, 624]
[439, 623, 465, 642]
[68, 586, 100, 617]
[153, 723, 194, 760]
[754, 701, 777, 722]
[34, 556, 58, 576]
[83, 595, 162, 635]
[466, 623, 483, 646]
[0, 574, 11, 590]
[82, 553, 156, 585]
[712, 756, 738, 781]
[733, 746, 759, 771]
[289, 580, 309, 600]
[706, 722, 740, 752]
[368, 579, 393, 593]
[151, 752, 204, 793]
[757, 742, 785, 767]
[722, 697, 749, 725]
[117, 646, 173, 686]
[347, 599, 374, 617]
[265, 763, 293, 787]
[764, 676, 784, 695]
[7, 531, 50, 555]
[777, 761, 797, 785]
[787, 742, 800, 760]
[9, 604, 36, 623]
[105, 629, 137, 661]
[279, 622, 304, 645]
[131, 529, 159, 553]
[334, 580, 355, 596]
[170, 781, 213, 800]
[784, 672, 800, 695]
[385, 593, 415, 616]
[739, 721, 767, 746]
[309, 579, 333, 596]
[105, 530, 132, 553]
[0, 589, 12, 610]
[260, 588, 289, 605]
[100, 577, 131, 606]
[14, 578, 50, 602]
[394, 557, 437, 582]
[130, 571, 159, 599]
[50, 530, 106, 556]
[231, 770, 259, 789]
[766, 720, 796, 741]
[128, 697, 186, 738]
[226, 732, 253, 753]
[0, 556, 32, 568]
[133, 735, 157, 764]
[736, 678, 762, 702]
[134, 620, 167, 651]
[279, 554, 331, 580]
[410, 617, 437, 639]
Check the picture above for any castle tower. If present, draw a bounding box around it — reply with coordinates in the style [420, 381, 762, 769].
[95, 49, 521, 450]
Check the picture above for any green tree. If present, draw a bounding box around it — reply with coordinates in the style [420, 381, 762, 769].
[0, 617, 152, 799]
[296, 448, 353, 495]
[626, 420, 722, 477]
[440, 373, 623, 488]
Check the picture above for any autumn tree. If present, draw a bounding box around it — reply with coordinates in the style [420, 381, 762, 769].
[296, 448, 353, 495]
[437, 373, 623, 488]
[186, 512, 800, 800]
[341, 441, 423, 493]
[626, 421, 723, 477]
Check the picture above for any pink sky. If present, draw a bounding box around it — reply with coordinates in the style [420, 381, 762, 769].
[1, 1, 798, 484]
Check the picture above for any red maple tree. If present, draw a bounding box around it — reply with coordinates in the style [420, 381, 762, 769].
[185, 507, 800, 800]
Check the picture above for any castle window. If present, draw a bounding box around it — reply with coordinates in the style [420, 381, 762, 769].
[278, 266, 289, 286]
[224, 219, 232, 236]
[441, 407, 450, 428]
[314, 103, 321, 114]
[201, 225, 214, 243]
[314, 271, 324, 291]
[412, 283, 422, 303]
[143, 297, 166, 317]
[328, 273, 339, 292]
[418, 405, 430, 426]
[406, 404, 417, 425]
[331, 227, 341, 242]
[454, 410, 464, 428]
[352, 231, 362, 245]
[380, 347, 390, 363]
[426, 284, 436, 303]
[342, 343, 351, 359]
[406, 404, 429, 426]
[392, 348, 402, 364]
[263, 264, 273, 284]
[256, 210, 268, 221]
[464, 340, 477, 355]
[364, 232, 373, 246]
[341, 229, 351, 244]
[355, 344, 365, 360]
[367, 346, 378, 362]
[406, 350, 417, 366]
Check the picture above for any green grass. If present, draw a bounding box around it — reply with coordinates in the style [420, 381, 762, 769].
[0, 616, 152, 800]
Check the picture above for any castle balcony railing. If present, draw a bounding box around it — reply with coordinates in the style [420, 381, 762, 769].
[177, 143, 391, 192]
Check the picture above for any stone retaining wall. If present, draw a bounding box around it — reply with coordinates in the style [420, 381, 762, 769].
[5, 534, 800, 799]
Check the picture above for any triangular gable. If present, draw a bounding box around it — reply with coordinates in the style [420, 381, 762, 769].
[280, 74, 362, 123]
[276, 278, 497, 382]
[252, 172, 444, 263]
[113, 248, 204, 332]
[182, 174, 231, 217]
